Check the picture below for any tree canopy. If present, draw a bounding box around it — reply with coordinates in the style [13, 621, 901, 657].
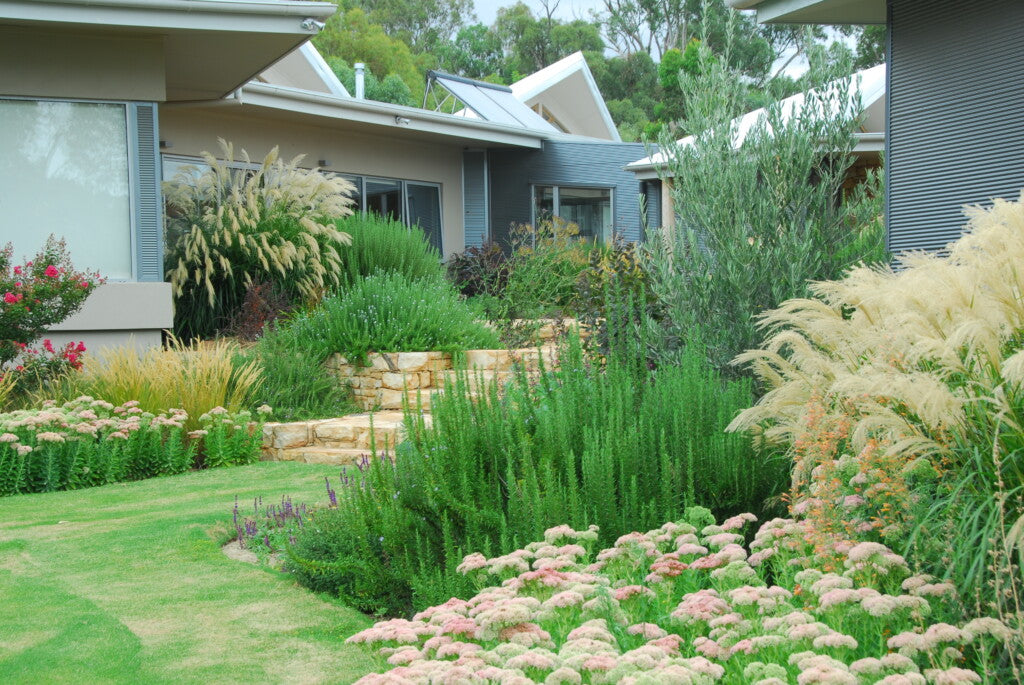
[308, 0, 882, 140]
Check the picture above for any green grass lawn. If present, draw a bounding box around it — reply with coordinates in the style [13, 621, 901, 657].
[0, 462, 380, 684]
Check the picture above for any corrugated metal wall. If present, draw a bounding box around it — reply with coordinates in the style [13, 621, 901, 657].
[463, 149, 489, 247]
[488, 140, 651, 245]
[129, 102, 163, 282]
[888, 0, 1024, 254]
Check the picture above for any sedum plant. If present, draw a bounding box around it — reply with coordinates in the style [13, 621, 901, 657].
[164, 139, 355, 338]
[348, 511, 1017, 684]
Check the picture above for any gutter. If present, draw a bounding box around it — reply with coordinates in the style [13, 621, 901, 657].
[162, 88, 243, 109]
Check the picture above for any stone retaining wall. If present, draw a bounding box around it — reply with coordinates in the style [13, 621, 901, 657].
[324, 347, 558, 410]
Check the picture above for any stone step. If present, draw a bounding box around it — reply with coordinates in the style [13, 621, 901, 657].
[268, 446, 394, 466]
[312, 410, 412, 449]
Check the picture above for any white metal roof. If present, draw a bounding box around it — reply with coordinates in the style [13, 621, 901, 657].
[509, 52, 620, 141]
[258, 42, 350, 97]
[627, 63, 887, 177]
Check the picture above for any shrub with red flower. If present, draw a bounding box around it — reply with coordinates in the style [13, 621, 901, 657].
[0, 237, 102, 368]
[1, 237, 102, 401]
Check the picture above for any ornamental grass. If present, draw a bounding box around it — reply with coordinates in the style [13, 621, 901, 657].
[729, 192, 1024, 664]
[60, 336, 262, 432]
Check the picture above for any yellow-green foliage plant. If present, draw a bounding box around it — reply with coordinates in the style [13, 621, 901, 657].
[729, 193, 1024, 660]
[0, 372, 15, 411]
[164, 139, 355, 338]
[67, 337, 262, 431]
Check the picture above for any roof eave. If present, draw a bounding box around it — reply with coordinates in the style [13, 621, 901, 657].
[726, 0, 886, 25]
[239, 83, 547, 148]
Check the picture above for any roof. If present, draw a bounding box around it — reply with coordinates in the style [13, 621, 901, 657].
[233, 81, 548, 149]
[425, 71, 558, 132]
[728, 0, 885, 24]
[258, 42, 350, 98]
[0, 0, 336, 100]
[626, 64, 887, 179]
[509, 52, 621, 141]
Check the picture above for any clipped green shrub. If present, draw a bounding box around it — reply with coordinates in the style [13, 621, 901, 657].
[270, 272, 499, 365]
[287, 335, 785, 615]
[334, 213, 443, 287]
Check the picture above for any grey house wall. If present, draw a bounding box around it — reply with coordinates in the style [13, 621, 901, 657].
[488, 140, 653, 245]
[887, 0, 1024, 253]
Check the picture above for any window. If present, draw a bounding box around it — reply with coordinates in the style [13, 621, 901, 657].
[532, 185, 613, 243]
[353, 176, 443, 253]
[162, 158, 444, 254]
[0, 99, 133, 279]
[365, 178, 404, 223]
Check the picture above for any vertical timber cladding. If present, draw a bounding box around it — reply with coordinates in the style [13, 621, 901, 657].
[887, 0, 1024, 254]
[488, 140, 650, 246]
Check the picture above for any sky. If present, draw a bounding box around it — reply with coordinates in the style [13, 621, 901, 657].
[473, 0, 606, 26]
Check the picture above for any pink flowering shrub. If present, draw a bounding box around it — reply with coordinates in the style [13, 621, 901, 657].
[0, 397, 267, 495]
[0, 237, 102, 368]
[348, 509, 1016, 684]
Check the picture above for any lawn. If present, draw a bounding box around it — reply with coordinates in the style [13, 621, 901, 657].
[0, 462, 378, 684]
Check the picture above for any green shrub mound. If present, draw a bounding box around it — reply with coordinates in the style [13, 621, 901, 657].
[286, 338, 787, 616]
[271, 271, 499, 365]
[334, 213, 444, 287]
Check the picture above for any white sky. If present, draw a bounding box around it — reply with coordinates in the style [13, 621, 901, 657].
[472, 0, 606, 26]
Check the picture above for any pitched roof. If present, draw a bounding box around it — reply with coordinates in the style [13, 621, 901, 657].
[627, 64, 886, 177]
[509, 52, 620, 141]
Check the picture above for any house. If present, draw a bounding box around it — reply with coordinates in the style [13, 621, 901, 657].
[730, 0, 1024, 254]
[0, 1, 653, 352]
[627, 64, 886, 231]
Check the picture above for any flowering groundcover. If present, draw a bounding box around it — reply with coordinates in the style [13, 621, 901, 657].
[0, 397, 267, 495]
[348, 509, 1015, 684]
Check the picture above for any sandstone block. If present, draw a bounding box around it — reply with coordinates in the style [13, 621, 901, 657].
[271, 423, 310, 449]
[394, 352, 429, 372]
[382, 371, 419, 390]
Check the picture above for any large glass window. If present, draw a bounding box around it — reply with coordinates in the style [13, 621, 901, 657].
[0, 100, 132, 279]
[365, 178, 404, 223]
[533, 185, 613, 243]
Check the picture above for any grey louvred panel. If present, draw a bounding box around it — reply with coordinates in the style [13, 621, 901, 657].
[130, 102, 163, 282]
[887, 0, 1024, 255]
[463, 150, 489, 247]
[642, 181, 661, 235]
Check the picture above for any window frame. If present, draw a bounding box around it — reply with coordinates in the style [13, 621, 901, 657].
[531, 183, 615, 243]
[161, 157, 445, 254]
[1, 95, 138, 281]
